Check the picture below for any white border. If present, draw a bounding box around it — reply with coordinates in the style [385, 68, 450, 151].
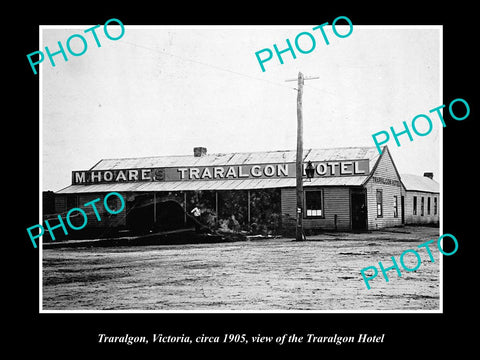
[39, 26, 44, 312]
[39, 25, 443, 314]
[439, 27, 444, 313]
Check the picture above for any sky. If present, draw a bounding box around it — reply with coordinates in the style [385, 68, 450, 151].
[41, 25, 442, 191]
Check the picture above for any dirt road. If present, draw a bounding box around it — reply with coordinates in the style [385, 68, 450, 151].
[42, 226, 440, 311]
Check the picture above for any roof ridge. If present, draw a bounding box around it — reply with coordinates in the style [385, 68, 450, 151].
[96, 145, 378, 162]
[401, 173, 439, 183]
[400, 173, 440, 193]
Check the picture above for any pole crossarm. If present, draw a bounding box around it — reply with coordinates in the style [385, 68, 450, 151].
[285, 76, 319, 82]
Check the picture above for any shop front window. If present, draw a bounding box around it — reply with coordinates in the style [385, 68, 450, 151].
[305, 190, 323, 218]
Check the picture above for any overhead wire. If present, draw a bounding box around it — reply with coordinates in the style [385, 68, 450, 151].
[118, 39, 297, 92]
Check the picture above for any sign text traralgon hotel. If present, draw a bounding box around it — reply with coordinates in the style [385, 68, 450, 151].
[72, 160, 370, 184]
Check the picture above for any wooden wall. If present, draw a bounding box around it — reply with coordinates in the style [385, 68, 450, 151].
[404, 191, 439, 225]
[281, 187, 351, 231]
[364, 149, 403, 229]
[54, 193, 127, 228]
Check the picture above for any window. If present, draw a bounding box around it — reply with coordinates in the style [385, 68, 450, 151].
[413, 196, 417, 215]
[305, 190, 323, 217]
[427, 197, 431, 215]
[376, 189, 383, 217]
[434, 197, 438, 215]
[393, 196, 398, 218]
[421, 197, 425, 216]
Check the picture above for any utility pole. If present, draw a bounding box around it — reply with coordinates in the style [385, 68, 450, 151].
[286, 72, 319, 241]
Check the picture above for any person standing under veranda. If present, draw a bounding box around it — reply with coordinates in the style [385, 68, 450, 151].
[190, 205, 202, 233]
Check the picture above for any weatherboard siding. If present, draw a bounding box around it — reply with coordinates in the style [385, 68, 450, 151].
[54, 193, 127, 228]
[364, 149, 403, 230]
[404, 191, 439, 224]
[281, 187, 351, 230]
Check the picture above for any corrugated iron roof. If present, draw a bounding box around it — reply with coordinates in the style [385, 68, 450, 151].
[306, 176, 369, 187]
[304, 147, 380, 172]
[90, 146, 380, 170]
[57, 147, 380, 194]
[56, 175, 369, 194]
[400, 173, 439, 193]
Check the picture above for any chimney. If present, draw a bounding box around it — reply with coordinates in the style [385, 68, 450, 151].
[423, 172, 433, 180]
[193, 147, 207, 157]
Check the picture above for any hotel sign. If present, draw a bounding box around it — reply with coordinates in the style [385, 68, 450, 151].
[371, 176, 402, 187]
[72, 168, 165, 185]
[72, 160, 370, 185]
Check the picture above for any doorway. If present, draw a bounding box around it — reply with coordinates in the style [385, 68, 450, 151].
[351, 190, 367, 231]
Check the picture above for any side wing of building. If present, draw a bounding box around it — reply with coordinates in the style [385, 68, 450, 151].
[363, 147, 404, 230]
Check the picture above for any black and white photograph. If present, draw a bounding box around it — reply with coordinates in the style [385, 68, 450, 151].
[39, 24, 442, 312]
[14, 5, 477, 355]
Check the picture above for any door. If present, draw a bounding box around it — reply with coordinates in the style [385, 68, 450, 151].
[401, 195, 405, 224]
[351, 191, 367, 231]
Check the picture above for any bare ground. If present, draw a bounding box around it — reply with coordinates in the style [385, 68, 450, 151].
[42, 226, 441, 311]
